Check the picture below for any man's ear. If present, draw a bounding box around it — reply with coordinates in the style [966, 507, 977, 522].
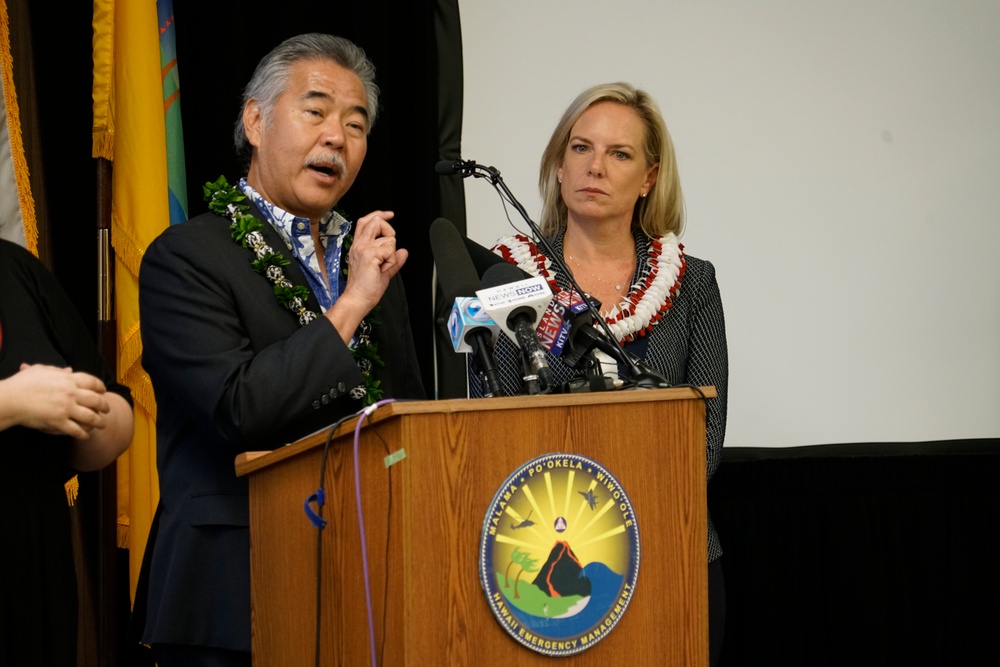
[243, 101, 263, 148]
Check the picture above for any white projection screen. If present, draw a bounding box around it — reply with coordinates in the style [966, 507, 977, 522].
[458, 0, 1000, 447]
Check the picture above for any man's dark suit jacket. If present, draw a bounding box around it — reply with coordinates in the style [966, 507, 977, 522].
[134, 205, 425, 652]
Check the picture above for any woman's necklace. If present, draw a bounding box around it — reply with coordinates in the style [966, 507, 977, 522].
[494, 232, 686, 343]
[565, 253, 635, 292]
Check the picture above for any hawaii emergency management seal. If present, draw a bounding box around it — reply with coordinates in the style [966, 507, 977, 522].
[479, 452, 640, 656]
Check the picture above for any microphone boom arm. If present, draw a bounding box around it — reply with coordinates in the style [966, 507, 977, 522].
[451, 159, 669, 388]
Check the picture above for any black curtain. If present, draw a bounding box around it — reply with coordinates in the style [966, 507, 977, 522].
[710, 438, 1000, 667]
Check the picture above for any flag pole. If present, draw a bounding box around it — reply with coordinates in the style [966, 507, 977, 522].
[96, 153, 120, 667]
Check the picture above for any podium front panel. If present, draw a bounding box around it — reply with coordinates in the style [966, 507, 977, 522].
[238, 389, 710, 666]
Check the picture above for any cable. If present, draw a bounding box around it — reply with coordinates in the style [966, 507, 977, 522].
[309, 399, 395, 667]
[311, 411, 358, 667]
[669, 383, 711, 424]
[353, 399, 396, 667]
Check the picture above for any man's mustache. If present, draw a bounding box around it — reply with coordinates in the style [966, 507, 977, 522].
[305, 153, 346, 174]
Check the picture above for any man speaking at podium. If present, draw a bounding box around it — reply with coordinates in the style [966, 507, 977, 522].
[133, 33, 424, 666]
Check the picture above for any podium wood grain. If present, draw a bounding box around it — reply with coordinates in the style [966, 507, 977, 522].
[236, 387, 712, 666]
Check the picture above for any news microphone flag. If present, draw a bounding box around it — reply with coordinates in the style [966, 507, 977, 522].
[536, 289, 591, 357]
[475, 274, 552, 346]
[448, 296, 499, 353]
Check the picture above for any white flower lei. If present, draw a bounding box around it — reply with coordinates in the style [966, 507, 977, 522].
[493, 232, 686, 343]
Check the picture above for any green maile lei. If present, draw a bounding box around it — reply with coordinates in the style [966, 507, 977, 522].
[203, 175, 383, 404]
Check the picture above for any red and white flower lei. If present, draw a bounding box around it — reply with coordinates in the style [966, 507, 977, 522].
[493, 232, 686, 343]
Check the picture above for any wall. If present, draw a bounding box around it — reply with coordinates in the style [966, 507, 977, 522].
[458, 0, 1000, 447]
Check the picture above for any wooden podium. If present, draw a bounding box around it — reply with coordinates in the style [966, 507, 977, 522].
[235, 387, 712, 666]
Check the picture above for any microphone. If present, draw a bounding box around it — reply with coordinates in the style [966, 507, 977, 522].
[429, 217, 503, 397]
[451, 231, 581, 360]
[454, 237, 606, 372]
[461, 234, 519, 280]
[534, 288, 587, 358]
[434, 160, 466, 176]
[435, 158, 497, 180]
[449, 231, 608, 373]
[434, 159, 465, 175]
[477, 262, 555, 394]
[533, 293, 629, 393]
[446, 297, 498, 356]
[560, 320, 669, 389]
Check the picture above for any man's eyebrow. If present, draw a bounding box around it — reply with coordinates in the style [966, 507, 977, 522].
[351, 104, 370, 122]
[301, 90, 369, 121]
[302, 89, 330, 101]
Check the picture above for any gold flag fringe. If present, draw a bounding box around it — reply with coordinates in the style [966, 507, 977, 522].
[0, 0, 39, 255]
[65, 474, 79, 506]
[117, 515, 129, 550]
[92, 128, 114, 162]
[110, 213, 158, 417]
[124, 362, 157, 419]
[111, 209, 145, 278]
[118, 319, 156, 417]
[91, 0, 114, 161]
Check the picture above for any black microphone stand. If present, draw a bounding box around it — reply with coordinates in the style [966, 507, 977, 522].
[451, 160, 670, 389]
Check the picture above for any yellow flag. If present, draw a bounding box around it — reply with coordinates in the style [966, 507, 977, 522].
[92, 0, 169, 602]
